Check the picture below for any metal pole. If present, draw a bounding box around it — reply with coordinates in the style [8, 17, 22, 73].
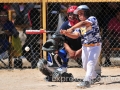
[42, 0, 47, 59]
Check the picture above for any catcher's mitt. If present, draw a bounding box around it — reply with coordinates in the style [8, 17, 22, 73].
[52, 71, 74, 82]
[42, 34, 65, 52]
[42, 39, 58, 52]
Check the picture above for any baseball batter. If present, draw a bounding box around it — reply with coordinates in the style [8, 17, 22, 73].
[60, 5, 102, 88]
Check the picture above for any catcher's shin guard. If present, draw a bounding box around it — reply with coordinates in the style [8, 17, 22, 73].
[37, 59, 53, 77]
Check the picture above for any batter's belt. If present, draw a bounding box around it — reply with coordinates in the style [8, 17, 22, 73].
[83, 43, 100, 47]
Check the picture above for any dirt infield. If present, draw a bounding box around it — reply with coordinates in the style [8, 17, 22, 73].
[0, 67, 120, 90]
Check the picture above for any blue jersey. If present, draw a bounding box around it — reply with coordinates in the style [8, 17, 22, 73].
[3, 21, 15, 32]
[0, 21, 17, 54]
[60, 21, 82, 51]
[75, 16, 101, 44]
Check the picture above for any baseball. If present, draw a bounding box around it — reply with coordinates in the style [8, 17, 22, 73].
[25, 46, 30, 52]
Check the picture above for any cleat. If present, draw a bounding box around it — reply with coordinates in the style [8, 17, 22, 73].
[91, 74, 101, 84]
[77, 81, 90, 88]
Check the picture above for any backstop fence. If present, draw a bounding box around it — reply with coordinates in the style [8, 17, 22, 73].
[0, 0, 120, 69]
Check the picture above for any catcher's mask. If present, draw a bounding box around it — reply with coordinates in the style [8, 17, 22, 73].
[42, 34, 64, 52]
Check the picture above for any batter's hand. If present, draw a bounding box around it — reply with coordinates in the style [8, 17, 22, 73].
[60, 29, 67, 35]
[67, 28, 73, 33]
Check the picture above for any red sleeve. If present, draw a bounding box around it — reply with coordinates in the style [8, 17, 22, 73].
[28, 9, 32, 26]
[107, 18, 115, 31]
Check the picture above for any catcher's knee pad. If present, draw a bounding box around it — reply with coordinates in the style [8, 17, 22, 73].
[37, 59, 52, 76]
[52, 70, 74, 82]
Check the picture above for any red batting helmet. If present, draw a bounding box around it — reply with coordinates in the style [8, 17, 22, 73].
[67, 5, 78, 13]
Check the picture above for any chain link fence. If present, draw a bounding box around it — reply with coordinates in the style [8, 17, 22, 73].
[0, 3, 42, 68]
[0, 2, 120, 69]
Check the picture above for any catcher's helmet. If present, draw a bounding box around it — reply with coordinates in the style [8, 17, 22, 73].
[67, 5, 78, 13]
[67, 5, 78, 22]
[74, 5, 90, 18]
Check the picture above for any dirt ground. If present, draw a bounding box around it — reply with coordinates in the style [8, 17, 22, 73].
[0, 66, 120, 90]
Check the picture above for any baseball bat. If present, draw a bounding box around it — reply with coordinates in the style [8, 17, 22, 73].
[25, 29, 55, 34]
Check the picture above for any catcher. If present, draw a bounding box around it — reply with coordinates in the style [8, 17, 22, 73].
[37, 33, 73, 82]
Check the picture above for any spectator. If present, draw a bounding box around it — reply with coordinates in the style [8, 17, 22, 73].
[97, 3, 119, 40]
[98, 3, 119, 30]
[0, 9, 19, 53]
[12, 3, 34, 25]
[97, 3, 120, 66]
[22, 7, 41, 68]
[0, 9, 22, 68]
[3, 4, 11, 11]
[47, 3, 67, 33]
[103, 8, 120, 66]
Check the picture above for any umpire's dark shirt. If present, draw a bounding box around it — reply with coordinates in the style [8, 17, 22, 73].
[59, 21, 82, 51]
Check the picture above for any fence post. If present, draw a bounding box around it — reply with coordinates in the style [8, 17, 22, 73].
[8, 10, 13, 68]
[42, 0, 47, 59]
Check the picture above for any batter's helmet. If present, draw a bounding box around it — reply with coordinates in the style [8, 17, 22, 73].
[74, 5, 90, 18]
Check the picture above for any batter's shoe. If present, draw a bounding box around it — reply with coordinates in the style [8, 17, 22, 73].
[77, 81, 90, 88]
[91, 74, 101, 84]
